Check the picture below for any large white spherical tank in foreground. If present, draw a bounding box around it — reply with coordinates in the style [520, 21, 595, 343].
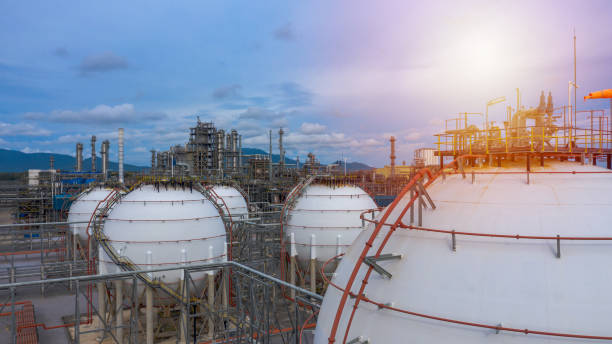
[315, 162, 612, 344]
[98, 185, 227, 286]
[67, 187, 115, 241]
[211, 185, 248, 220]
[285, 184, 377, 271]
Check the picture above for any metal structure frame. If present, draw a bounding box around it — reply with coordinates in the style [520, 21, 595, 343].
[0, 261, 321, 344]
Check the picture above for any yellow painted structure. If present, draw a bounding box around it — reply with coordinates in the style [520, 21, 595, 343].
[375, 165, 413, 178]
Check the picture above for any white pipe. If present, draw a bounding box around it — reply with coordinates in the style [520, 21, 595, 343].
[310, 234, 317, 260]
[118, 128, 124, 184]
[336, 234, 342, 257]
[290, 233, 297, 257]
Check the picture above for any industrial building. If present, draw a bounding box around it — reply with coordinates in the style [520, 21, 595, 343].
[0, 85, 611, 344]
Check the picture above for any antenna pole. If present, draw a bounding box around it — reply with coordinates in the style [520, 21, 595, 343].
[573, 29, 577, 126]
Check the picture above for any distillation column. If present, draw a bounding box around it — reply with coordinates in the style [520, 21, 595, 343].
[76, 143, 83, 172]
[279, 128, 285, 172]
[101, 140, 109, 180]
[217, 130, 225, 174]
[91, 135, 97, 172]
[231, 129, 238, 172]
[118, 128, 124, 184]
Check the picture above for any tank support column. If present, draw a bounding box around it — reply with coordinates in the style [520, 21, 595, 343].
[208, 271, 215, 337]
[607, 154, 611, 169]
[592, 154, 597, 166]
[540, 153, 544, 167]
[115, 280, 123, 344]
[179, 249, 188, 344]
[290, 233, 297, 299]
[310, 234, 317, 293]
[96, 282, 106, 334]
[145, 286, 153, 344]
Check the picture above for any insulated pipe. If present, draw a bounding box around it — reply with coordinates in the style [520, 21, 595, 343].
[118, 129, 124, 184]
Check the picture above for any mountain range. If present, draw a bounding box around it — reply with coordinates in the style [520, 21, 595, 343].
[0, 148, 373, 172]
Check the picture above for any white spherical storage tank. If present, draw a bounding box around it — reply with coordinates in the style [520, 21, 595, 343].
[211, 185, 248, 220]
[285, 184, 377, 271]
[67, 187, 115, 241]
[98, 184, 227, 286]
[314, 161, 612, 344]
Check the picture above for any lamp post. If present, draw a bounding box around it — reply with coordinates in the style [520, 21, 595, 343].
[485, 97, 506, 153]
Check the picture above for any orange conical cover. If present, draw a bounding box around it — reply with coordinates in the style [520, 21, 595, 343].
[584, 89, 612, 100]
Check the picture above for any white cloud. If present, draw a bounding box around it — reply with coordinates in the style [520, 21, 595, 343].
[405, 132, 422, 141]
[24, 104, 166, 125]
[0, 122, 51, 136]
[300, 122, 327, 134]
[428, 118, 444, 126]
[21, 147, 41, 153]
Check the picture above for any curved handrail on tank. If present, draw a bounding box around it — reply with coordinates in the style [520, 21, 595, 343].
[327, 154, 486, 344]
[320, 253, 612, 341]
[279, 175, 317, 284]
[92, 189, 191, 304]
[199, 183, 234, 261]
[329, 155, 612, 343]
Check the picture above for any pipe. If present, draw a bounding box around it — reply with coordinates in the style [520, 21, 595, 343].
[118, 128, 124, 184]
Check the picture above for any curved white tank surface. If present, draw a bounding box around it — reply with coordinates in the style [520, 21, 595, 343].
[211, 185, 248, 220]
[315, 161, 612, 343]
[285, 184, 377, 270]
[98, 185, 227, 285]
[67, 187, 115, 241]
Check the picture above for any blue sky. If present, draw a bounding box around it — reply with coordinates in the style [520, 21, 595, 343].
[1, 0, 611, 166]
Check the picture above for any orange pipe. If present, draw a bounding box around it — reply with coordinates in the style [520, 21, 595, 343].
[584, 89, 612, 100]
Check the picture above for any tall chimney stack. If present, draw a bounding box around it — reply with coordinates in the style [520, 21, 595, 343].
[76, 143, 83, 172]
[268, 130, 273, 180]
[390, 136, 396, 178]
[278, 128, 285, 170]
[118, 128, 124, 184]
[91, 135, 97, 172]
[101, 140, 109, 180]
